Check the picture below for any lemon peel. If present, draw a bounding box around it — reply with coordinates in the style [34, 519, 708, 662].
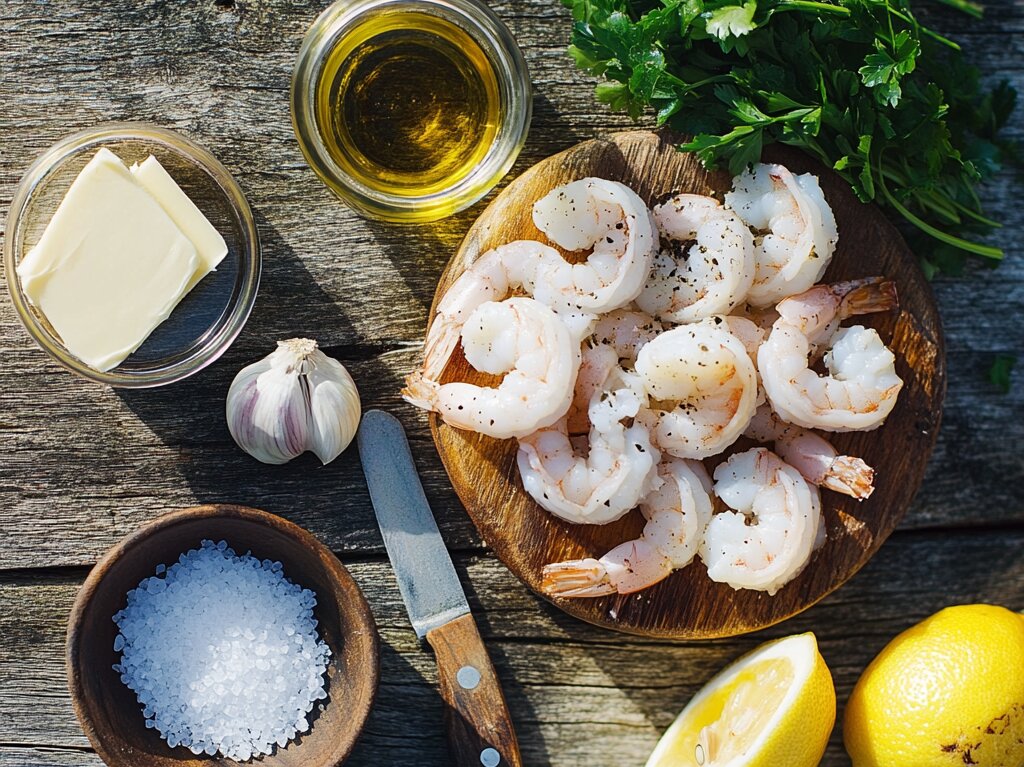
[844, 604, 1024, 767]
[647, 632, 835, 767]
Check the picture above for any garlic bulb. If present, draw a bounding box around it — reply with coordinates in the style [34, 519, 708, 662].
[226, 338, 361, 465]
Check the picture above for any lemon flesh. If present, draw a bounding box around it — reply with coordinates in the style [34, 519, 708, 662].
[844, 604, 1024, 767]
[647, 633, 835, 767]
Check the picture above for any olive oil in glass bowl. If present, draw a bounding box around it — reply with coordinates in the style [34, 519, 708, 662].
[291, 0, 531, 223]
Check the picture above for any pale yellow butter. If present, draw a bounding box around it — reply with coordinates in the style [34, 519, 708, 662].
[131, 155, 228, 291]
[17, 148, 200, 372]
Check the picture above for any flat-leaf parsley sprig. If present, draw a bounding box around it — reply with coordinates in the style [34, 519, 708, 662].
[565, 0, 1017, 274]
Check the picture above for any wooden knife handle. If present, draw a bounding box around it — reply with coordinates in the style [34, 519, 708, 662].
[426, 613, 522, 767]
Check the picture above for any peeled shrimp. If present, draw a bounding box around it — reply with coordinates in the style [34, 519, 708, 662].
[403, 297, 581, 439]
[721, 315, 766, 369]
[758, 279, 903, 432]
[635, 319, 759, 459]
[530, 178, 656, 313]
[775, 276, 896, 352]
[517, 366, 659, 525]
[541, 458, 713, 597]
[699, 448, 821, 594]
[745, 404, 875, 499]
[567, 309, 663, 434]
[593, 308, 663, 364]
[636, 194, 755, 322]
[414, 240, 565, 381]
[725, 164, 838, 307]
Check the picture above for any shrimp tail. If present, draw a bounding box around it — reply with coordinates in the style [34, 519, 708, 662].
[421, 320, 461, 381]
[541, 559, 617, 597]
[821, 455, 875, 500]
[839, 277, 898, 318]
[401, 372, 440, 413]
[770, 427, 876, 499]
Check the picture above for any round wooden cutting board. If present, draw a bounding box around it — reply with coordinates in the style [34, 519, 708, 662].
[427, 130, 946, 638]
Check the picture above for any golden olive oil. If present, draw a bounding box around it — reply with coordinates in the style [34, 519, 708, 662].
[314, 12, 501, 198]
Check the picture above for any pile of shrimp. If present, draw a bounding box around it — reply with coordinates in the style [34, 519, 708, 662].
[403, 165, 904, 598]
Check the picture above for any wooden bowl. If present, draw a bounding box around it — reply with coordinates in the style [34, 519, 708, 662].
[428, 129, 946, 639]
[66, 504, 379, 767]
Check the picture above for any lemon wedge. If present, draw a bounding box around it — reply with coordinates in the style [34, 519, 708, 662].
[646, 632, 835, 767]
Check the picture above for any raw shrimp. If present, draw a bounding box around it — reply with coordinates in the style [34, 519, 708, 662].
[758, 279, 903, 432]
[530, 178, 656, 313]
[567, 309, 663, 434]
[721, 315, 765, 368]
[775, 276, 897, 352]
[635, 319, 759, 459]
[699, 448, 821, 594]
[745, 404, 875, 499]
[636, 194, 755, 322]
[517, 366, 659, 525]
[415, 240, 564, 381]
[541, 458, 714, 596]
[403, 297, 581, 439]
[725, 164, 838, 307]
[593, 308, 663, 364]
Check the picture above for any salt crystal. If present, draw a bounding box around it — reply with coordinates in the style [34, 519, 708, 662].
[112, 540, 332, 761]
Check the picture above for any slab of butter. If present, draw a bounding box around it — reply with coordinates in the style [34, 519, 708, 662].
[131, 155, 228, 291]
[17, 148, 201, 372]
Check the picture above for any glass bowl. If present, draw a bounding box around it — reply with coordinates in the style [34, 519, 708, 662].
[291, 0, 532, 223]
[4, 124, 261, 387]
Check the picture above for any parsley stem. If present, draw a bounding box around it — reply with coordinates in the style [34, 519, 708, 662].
[877, 157, 1004, 258]
[934, 0, 985, 19]
[775, 0, 851, 15]
[911, 191, 962, 225]
[947, 198, 1002, 228]
[887, 9, 961, 49]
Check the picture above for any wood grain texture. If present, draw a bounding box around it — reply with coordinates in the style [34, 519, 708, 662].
[0, 0, 1020, 572]
[0, 0, 1021, 765]
[65, 505, 379, 767]
[426, 613, 522, 767]
[427, 130, 944, 638]
[4, 527, 1024, 767]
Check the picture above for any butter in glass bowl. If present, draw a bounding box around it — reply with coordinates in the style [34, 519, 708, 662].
[5, 124, 261, 388]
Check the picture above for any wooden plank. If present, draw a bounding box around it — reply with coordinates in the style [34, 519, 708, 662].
[0, 0, 1022, 571]
[2, 527, 1023, 766]
[0, 748, 103, 767]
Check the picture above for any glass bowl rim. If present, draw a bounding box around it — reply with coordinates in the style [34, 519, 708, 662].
[290, 0, 532, 222]
[4, 123, 262, 388]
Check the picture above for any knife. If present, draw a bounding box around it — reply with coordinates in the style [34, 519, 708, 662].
[357, 409, 522, 767]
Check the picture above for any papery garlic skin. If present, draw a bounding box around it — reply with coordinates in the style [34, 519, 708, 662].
[226, 339, 361, 465]
[307, 356, 361, 464]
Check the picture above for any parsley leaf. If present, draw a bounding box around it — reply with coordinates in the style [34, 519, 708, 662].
[989, 354, 1016, 393]
[563, 0, 1017, 272]
[705, 1, 759, 39]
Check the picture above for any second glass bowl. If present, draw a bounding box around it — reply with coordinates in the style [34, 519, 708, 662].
[4, 124, 261, 388]
[291, 0, 532, 223]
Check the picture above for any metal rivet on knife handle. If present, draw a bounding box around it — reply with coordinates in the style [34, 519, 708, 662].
[358, 412, 522, 766]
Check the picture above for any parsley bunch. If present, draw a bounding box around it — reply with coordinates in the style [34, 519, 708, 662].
[566, 0, 1017, 274]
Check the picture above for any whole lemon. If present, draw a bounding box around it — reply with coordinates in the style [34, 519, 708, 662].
[844, 604, 1024, 767]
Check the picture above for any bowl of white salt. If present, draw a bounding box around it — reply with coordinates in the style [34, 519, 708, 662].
[66, 504, 379, 767]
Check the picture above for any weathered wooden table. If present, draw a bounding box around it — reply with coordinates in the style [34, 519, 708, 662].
[1, 1, 1021, 765]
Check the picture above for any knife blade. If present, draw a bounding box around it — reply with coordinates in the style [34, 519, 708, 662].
[357, 410, 522, 767]
[357, 409, 469, 638]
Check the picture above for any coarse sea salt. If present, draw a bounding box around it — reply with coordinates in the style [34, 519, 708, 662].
[112, 539, 331, 761]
